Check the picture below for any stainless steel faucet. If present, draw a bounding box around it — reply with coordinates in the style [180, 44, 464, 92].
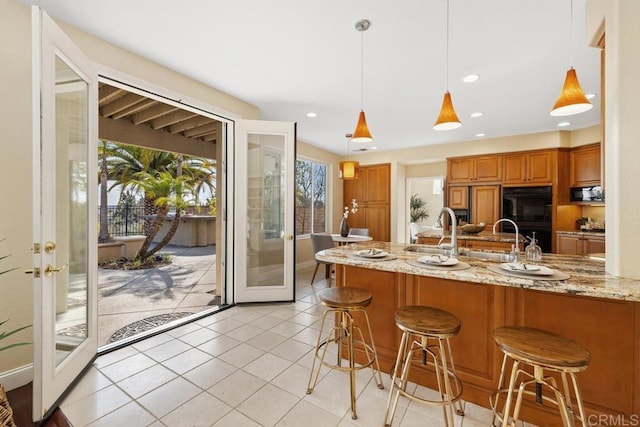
[437, 207, 459, 258]
[493, 218, 520, 261]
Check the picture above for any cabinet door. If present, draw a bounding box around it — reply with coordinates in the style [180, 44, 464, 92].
[448, 158, 474, 183]
[584, 235, 605, 254]
[364, 164, 391, 204]
[527, 151, 554, 183]
[502, 154, 527, 184]
[474, 155, 502, 182]
[365, 204, 390, 242]
[449, 186, 468, 209]
[343, 170, 365, 205]
[471, 185, 500, 226]
[556, 234, 583, 254]
[571, 144, 601, 187]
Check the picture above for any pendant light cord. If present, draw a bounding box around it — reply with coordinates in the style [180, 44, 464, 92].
[446, 0, 450, 91]
[360, 29, 364, 110]
[569, 0, 574, 67]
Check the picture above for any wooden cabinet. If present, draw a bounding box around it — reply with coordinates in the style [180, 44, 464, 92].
[503, 150, 554, 185]
[556, 232, 605, 255]
[448, 155, 502, 184]
[570, 143, 601, 187]
[471, 185, 500, 226]
[343, 163, 390, 241]
[448, 186, 468, 209]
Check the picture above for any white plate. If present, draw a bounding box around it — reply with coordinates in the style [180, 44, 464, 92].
[417, 255, 458, 266]
[355, 249, 388, 258]
[499, 263, 554, 275]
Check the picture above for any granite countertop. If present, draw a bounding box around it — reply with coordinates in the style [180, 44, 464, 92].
[316, 242, 640, 302]
[417, 229, 525, 243]
[556, 230, 606, 237]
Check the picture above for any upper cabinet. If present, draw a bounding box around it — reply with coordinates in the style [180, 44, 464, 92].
[448, 155, 502, 184]
[343, 163, 391, 241]
[448, 186, 468, 209]
[503, 150, 554, 185]
[570, 143, 601, 187]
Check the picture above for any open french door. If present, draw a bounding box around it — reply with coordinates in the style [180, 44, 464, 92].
[234, 120, 296, 303]
[31, 7, 98, 421]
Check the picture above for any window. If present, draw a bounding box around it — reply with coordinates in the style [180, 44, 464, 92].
[295, 158, 327, 235]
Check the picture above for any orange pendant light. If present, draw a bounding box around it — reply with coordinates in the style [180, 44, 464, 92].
[340, 133, 359, 180]
[434, 91, 462, 130]
[352, 19, 373, 143]
[550, 67, 593, 116]
[433, 0, 462, 131]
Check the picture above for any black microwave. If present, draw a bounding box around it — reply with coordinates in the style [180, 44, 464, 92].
[570, 186, 604, 202]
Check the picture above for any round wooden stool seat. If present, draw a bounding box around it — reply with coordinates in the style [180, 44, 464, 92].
[493, 326, 591, 369]
[319, 287, 372, 309]
[395, 305, 461, 337]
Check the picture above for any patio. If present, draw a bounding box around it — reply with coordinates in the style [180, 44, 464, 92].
[98, 244, 219, 346]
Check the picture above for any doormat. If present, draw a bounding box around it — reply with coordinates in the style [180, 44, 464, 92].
[107, 312, 194, 344]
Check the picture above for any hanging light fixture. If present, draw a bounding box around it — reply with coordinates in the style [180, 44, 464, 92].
[434, 0, 462, 131]
[339, 133, 360, 180]
[352, 19, 373, 142]
[550, 0, 593, 116]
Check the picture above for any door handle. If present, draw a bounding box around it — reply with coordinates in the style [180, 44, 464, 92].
[44, 264, 68, 277]
[285, 235, 294, 240]
[25, 268, 41, 278]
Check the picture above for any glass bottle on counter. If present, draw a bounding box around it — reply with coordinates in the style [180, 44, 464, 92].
[525, 232, 542, 262]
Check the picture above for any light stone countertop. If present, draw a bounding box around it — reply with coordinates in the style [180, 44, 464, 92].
[417, 229, 526, 243]
[555, 230, 606, 237]
[316, 242, 640, 302]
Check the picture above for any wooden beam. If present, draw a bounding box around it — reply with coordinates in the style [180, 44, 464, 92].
[131, 103, 178, 125]
[111, 99, 159, 120]
[183, 122, 218, 138]
[202, 133, 217, 143]
[168, 115, 211, 133]
[151, 110, 199, 129]
[100, 116, 216, 159]
[100, 93, 146, 117]
[98, 84, 122, 105]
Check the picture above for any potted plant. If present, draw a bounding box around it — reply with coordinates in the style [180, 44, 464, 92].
[0, 237, 30, 427]
[410, 194, 430, 224]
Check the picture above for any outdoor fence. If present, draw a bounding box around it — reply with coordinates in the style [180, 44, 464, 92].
[98, 205, 145, 236]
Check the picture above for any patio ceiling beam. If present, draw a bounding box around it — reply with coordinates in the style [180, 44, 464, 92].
[132, 103, 179, 125]
[183, 122, 218, 138]
[98, 85, 122, 105]
[112, 99, 159, 120]
[202, 133, 217, 142]
[168, 115, 211, 134]
[151, 110, 199, 130]
[100, 93, 147, 117]
[100, 115, 216, 159]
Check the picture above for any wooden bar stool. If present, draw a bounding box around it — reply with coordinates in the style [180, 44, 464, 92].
[306, 287, 384, 420]
[490, 326, 591, 427]
[383, 306, 464, 427]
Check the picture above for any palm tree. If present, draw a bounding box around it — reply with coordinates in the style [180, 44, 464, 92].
[129, 171, 192, 260]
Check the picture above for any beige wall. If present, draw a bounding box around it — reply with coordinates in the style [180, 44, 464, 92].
[0, 0, 259, 375]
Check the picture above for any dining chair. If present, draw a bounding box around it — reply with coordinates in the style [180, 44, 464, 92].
[348, 228, 370, 237]
[310, 233, 336, 286]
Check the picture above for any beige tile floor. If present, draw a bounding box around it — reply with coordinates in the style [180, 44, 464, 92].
[61, 266, 529, 427]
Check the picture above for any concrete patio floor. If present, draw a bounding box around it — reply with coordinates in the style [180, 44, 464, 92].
[98, 245, 219, 347]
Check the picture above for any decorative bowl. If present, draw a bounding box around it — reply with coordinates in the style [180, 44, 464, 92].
[460, 223, 486, 234]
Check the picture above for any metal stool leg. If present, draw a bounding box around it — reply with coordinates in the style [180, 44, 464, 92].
[383, 330, 409, 426]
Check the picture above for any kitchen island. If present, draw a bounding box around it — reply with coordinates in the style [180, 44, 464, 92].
[316, 243, 640, 426]
[416, 229, 526, 252]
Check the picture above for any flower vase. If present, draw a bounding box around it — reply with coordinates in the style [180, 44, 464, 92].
[340, 217, 349, 237]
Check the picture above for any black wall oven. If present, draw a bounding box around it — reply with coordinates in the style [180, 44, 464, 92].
[502, 186, 552, 253]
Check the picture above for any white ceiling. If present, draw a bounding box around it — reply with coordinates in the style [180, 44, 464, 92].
[22, 0, 601, 156]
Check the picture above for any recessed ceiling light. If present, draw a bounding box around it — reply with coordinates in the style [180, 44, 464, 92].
[371, 146, 378, 150]
[306, 112, 317, 118]
[470, 112, 483, 118]
[557, 121, 571, 127]
[462, 74, 480, 83]
[475, 133, 486, 137]
[585, 93, 596, 99]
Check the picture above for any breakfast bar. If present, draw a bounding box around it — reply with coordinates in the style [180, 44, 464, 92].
[316, 243, 640, 426]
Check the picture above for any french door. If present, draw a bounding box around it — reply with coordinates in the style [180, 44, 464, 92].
[234, 120, 296, 302]
[31, 7, 98, 421]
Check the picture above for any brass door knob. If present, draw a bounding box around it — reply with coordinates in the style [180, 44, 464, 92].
[44, 264, 68, 277]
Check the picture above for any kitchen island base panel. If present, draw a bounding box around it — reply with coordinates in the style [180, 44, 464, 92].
[335, 265, 640, 427]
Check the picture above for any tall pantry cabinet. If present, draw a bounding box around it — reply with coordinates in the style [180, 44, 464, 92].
[343, 163, 391, 241]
